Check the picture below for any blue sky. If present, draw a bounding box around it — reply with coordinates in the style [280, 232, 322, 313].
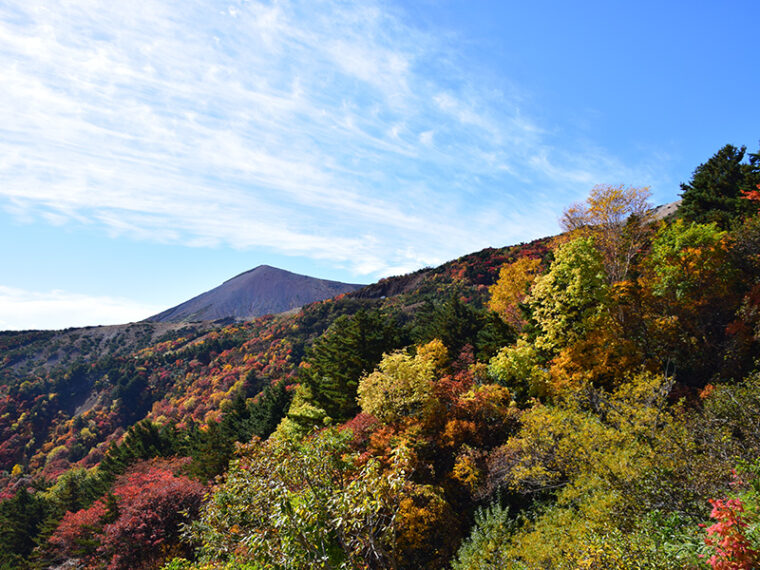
[0, 0, 757, 330]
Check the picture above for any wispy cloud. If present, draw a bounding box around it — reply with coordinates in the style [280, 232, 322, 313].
[0, 286, 163, 330]
[0, 0, 658, 278]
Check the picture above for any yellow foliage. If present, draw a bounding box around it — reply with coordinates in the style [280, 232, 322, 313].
[488, 338, 550, 400]
[527, 237, 610, 355]
[488, 257, 542, 328]
[547, 314, 647, 392]
[561, 184, 653, 284]
[357, 348, 438, 423]
[416, 338, 449, 368]
[442, 419, 477, 448]
[395, 484, 459, 568]
[274, 384, 328, 440]
[79, 427, 95, 441]
[496, 372, 686, 568]
[452, 451, 481, 493]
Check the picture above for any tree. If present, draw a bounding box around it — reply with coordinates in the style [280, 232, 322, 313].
[491, 373, 689, 568]
[488, 257, 542, 328]
[185, 381, 292, 480]
[642, 219, 740, 384]
[186, 428, 410, 569]
[248, 380, 292, 438]
[527, 237, 610, 356]
[302, 310, 403, 422]
[679, 143, 760, 228]
[357, 340, 445, 424]
[488, 338, 550, 401]
[413, 294, 485, 356]
[451, 500, 516, 570]
[474, 311, 517, 361]
[0, 486, 51, 568]
[561, 184, 653, 284]
[98, 420, 179, 482]
[48, 464, 205, 570]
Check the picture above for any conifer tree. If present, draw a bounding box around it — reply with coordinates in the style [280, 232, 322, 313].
[302, 310, 402, 421]
[680, 143, 760, 228]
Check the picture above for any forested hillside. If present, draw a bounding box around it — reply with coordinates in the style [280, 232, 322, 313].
[1, 141, 760, 569]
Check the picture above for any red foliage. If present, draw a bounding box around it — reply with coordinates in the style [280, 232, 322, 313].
[49, 500, 107, 558]
[740, 184, 760, 204]
[703, 497, 760, 569]
[98, 467, 205, 569]
[341, 412, 380, 449]
[49, 463, 205, 569]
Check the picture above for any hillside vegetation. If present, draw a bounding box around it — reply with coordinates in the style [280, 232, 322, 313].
[1, 141, 760, 569]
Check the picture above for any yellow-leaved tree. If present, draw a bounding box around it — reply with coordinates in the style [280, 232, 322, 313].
[561, 184, 653, 284]
[357, 339, 447, 424]
[488, 257, 542, 328]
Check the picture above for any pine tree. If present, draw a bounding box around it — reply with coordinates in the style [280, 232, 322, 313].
[302, 310, 402, 421]
[413, 293, 484, 355]
[0, 487, 51, 568]
[680, 143, 760, 228]
[249, 381, 292, 438]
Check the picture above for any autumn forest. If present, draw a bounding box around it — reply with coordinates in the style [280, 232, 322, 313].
[2, 141, 760, 569]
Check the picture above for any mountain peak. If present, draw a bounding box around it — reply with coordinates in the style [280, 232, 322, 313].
[147, 266, 364, 323]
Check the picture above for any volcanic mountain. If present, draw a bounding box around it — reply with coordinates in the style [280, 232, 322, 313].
[147, 265, 365, 323]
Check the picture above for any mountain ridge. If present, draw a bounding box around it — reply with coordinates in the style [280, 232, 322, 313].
[146, 264, 365, 323]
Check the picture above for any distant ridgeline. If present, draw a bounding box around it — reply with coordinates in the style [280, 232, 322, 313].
[147, 264, 365, 323]
[1, 141, 760, 570]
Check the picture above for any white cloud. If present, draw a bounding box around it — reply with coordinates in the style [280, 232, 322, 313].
[0, 0, 660, 280]
[0, 286, 164, 330]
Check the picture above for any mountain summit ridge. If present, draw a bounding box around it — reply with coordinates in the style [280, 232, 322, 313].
[147, 265, 365, 323]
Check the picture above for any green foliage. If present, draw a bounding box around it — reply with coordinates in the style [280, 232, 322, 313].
[248, 380, 292, 438]
[42, 467, 103, 515]
[644, 219, 740, 384]
[475, 311, 517, 361]
[0, 486, 52, 568]
[680, 143, 760, 228]
[451, 500, 517, 569]
[274, 383, 330, 439]
[186, 428, 410, 569]
[185, 381, 292, 480]
[488, 339, 549, 401]
[301, 309, 404, 422]
[527, 237, 610, 355]
[412, 294, 484, 356]
[647, 219, 730, 300]
[99, 420, 181, 483]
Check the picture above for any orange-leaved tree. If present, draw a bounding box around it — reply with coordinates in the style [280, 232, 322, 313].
[488, 257, 542, 329]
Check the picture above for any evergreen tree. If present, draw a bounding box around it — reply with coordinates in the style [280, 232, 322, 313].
[679, 143, 760, 228]
[98, 420, 179, 483]
[248, 381, 292, 438]
[413, 293, 484, 356]
[0, 487, 52, 568]
[185, 381, 292, 480]
[475, 311, 517, 361]
[302, 310, 403, 422]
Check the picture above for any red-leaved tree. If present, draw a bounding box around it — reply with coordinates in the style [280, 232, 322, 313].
[704, 498, 760, 570]
[49, 463, 205, 569]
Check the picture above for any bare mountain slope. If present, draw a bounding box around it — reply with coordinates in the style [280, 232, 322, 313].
[147, 265, 365, 323]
